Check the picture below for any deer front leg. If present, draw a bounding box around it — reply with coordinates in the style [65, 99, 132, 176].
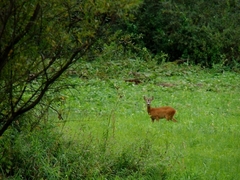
[151, 117, 155, 123]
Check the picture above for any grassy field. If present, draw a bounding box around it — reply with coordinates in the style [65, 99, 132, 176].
[58, 60, 240, 179]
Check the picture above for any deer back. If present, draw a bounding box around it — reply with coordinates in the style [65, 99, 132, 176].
[149, 106, 176, 118]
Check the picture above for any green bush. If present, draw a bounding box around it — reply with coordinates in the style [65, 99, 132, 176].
[132, 0, 240, 68]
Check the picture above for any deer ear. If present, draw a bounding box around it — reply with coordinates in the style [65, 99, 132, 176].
[152, 96, 154, 100]
[143, 96, 146, 100]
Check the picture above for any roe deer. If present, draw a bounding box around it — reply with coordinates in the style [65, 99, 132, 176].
[144, 96, 177, 123]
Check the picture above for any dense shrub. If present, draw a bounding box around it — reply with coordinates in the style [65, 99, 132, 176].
[132, 0, 240, 68]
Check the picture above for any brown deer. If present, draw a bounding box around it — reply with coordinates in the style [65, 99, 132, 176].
[144, 96, 177, 123]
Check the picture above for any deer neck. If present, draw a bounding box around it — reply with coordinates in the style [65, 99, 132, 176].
[147, 104, 151, 114]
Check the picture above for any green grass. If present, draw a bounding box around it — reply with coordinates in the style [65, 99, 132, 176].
[57, 60, 240, 179]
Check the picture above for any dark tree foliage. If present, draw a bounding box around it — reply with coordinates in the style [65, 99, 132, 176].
[134, 0, 240, 67]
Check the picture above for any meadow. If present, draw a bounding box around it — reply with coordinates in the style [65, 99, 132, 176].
[55, 59, 240, 179]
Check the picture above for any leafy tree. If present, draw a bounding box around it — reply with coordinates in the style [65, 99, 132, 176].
[0, 0, 141, 136]
[134, 0, 240, 67]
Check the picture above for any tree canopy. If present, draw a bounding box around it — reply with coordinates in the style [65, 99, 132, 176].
[133, 0, 240, 67]
[0, 0, 141, 136]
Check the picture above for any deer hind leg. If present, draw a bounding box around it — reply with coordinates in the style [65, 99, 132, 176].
[166, 115, 177, 122]
[165, 115, 171, 121]
[172, 118, 177, 122]
[167, 115, 177, 122]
